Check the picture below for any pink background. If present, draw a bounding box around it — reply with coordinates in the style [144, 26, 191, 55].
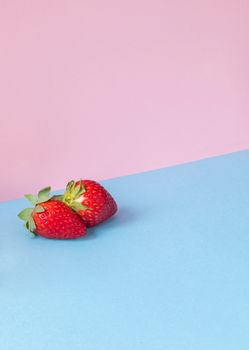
[0, 0, 248, 201]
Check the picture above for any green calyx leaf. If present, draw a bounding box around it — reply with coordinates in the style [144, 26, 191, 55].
[23, 223, 37, 237]
[18, 208, 34, 221]
[65, 180, 86, 199]
[28, 216, 36, 232]
[71, 201, 88, 211]
[78, 180, 86, 196]
[66, 180, 75, 192]
[24, 194, 37, 206]
[51, 195, 63, 201]
[72, 184, 81, 197]
[37, 186, 51, 203]
[62, 179, 87, 212]
[34, 205, 45, 213]
[18, 185, 52, 235]
[18, 208, 36, 233]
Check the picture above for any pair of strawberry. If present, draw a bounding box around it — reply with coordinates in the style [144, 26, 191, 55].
[18, 180, 118, 239]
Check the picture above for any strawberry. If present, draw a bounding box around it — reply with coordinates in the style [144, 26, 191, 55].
[18, 187, 87, 239]
[59, 180, 118, 227]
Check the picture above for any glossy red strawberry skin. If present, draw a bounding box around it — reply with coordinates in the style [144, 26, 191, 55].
[75, 180, 118, 227]
[33, 200, 87, 239]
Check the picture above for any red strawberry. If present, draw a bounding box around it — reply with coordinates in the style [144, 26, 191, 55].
[60, 180, 118, 227]
[18, 187, 87, 239]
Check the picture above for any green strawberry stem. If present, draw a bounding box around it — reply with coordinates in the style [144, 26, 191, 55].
[62, 180, 88, 212]
[18, 186, 51, 233]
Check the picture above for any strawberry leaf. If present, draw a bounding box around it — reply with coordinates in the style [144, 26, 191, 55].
[24, 222, 36, 236]
[28, 217, 36, 232]
[78, 187, 86, 195]
[24, 194, 37, 206]
[18, 208, 33, 221]
[35, 205, 45, 213]
[51, 195, 63, 201]
[77, 180, 86, 195]
[66, 180, 75, 191]
[71, 201, 88, 211]
[37, 187, 51, 203]
[63, 180, 86, 206]
[72, 184, 81, 197]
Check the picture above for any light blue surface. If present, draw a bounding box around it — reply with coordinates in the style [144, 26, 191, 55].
[1, 150, 249, 350]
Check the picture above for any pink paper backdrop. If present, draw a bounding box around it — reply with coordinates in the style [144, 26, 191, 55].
[0, 0, 248, 201]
